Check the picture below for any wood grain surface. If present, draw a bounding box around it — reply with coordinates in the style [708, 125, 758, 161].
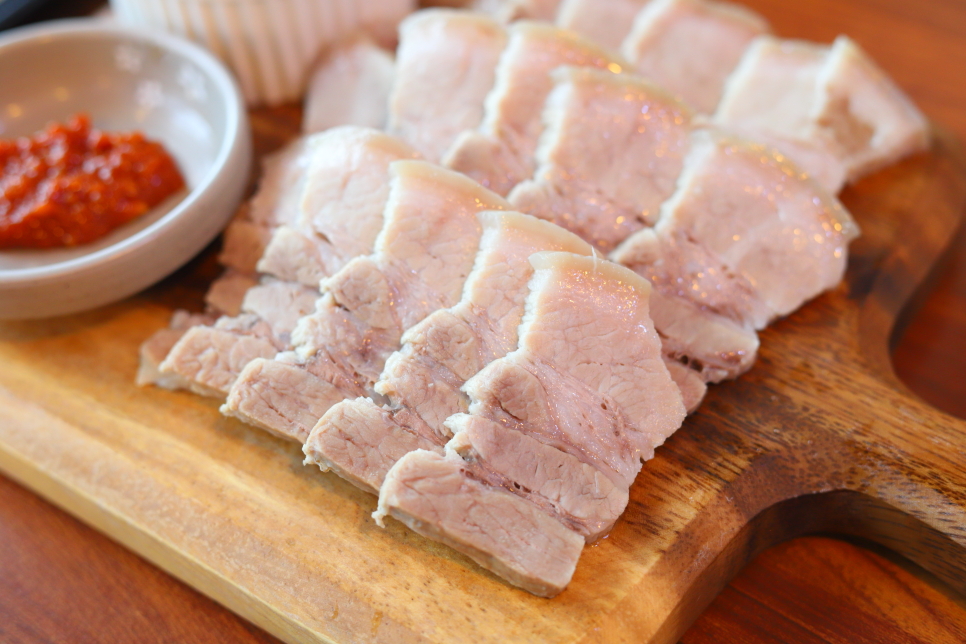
[1, 1, 966, 643]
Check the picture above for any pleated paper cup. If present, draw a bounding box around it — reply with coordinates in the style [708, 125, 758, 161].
[110, 0, 414, 106]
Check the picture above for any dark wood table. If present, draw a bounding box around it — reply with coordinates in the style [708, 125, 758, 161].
[2, 0, 965, 642]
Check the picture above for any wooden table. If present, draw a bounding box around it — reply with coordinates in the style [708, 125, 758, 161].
[2, 0, 965, 642]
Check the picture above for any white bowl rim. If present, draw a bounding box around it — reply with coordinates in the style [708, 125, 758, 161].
[0, 18, 246, 285]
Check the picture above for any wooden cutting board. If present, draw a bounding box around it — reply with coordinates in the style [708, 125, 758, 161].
[1, 111, 964, 644]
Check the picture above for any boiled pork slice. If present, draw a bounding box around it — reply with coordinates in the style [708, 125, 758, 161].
[245, 137, 316, 227]
[555, 0, 650, 52]
[617, 238, 761, 384]
[612, 128, 859, 382]
[508, 66, 694, 252]
[388, 10, 507, 162]
[377, 449, 584, 598]
[444, 413, 630, 542]
[137, 137, 319, 389]
[663, 356, 708, 413]
[444, 22, 627, 196]
[224, 160, 510, 442]
[158, 280, 318, 398]
[152, 128, 416, 396]
[302, 35, 396, 134]
[136, 311, 218, 389]
[622, 0, 768, 114]
[813, 36, 930, 180]
[304, 211, 593, 493]
[376, 252, 685, 596]
[220, 136, 316, 272]
[462, 252, 686, 489]
[219, 215, 272, 276]
[257, 127, 419, 287]
[715, 35, 929, 185]
[704, 120, 849, 193]
[471, 0, 563, 22]
[203, 269, 259, 318]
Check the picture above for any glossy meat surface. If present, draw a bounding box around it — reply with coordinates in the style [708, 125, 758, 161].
[613, 129, 858, 381]
[302, 36, 396, 134]
[377, 252, 685, 596]
[716, 35, 928, 185]
[444, 22, 626, 196]
[623, 0, 768, 113]
[556, 0, 650, 51]
[509, 66, 693, 251]
[305, 212, 591, 492]
[388, 10, 507, 162]
[224, 161, 509, 441]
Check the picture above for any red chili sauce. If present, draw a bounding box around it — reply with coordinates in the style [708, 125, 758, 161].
[0, 114, 186, 249]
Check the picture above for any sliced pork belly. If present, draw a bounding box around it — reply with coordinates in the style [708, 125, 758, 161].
[151, 128, 416, 395]
[555, 0, 650, 51]
[621, 0, 769, 115]
[257, 127, 419, 286]
[218, 217, 268, 276]
[612, 129, 859, 381]
[217, 140, 314, 274]
[136, 311, 218, 389]
[377, 252, 685, 596]
[256, 226, 330, 289]
[388, 10, 507, 162]
[224, 161, 510, 442]
[221, 128, 350, 275]
[137, 138, 318, 389]
[663, 356, 707, 413]
[616, 236, 760, 383]
[159, 280, 318, 398]
[242, 137, 315, 230]
[471, 0, 563, 22]
[302, 35, 395, 134]
[204, 269, 259, 318]
[813, 36, 930, 180]
[304, 211, 592, 493]
[463, 252, 686, 489]
[445, 414, 629, 541]
[709, 121, 848, 194]
[509, 66, 693, 252]
[444, 22, 626, 196]
[218, 130, 355, 278]
[376, 449, 584, 598]
[716, 35, 929, 185]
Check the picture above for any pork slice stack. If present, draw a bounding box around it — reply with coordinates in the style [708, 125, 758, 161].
[612, 129, 859, 387]
[715, 35, 929, 186]
[137, 137, 318, 389]
[508, 66, 695, 252]
[256, 128, 418, 288]
[387, 9, 507, 162]
[301, 35, 396, 135]
[444, 22, 627, 196]
[376, 252, 686, 597]
[223, 161, 510, 442]
[427, 0, 926, 194]
[480, 60, 856, 402]
[303, 211, 593, 493]
[555, 0, 650, 51]
[621, 0, 769, 114]
[470, 0, 562, 22]
[156, 127, 418, 398]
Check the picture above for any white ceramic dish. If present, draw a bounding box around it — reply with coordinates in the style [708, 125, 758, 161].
[0, 19, 251, 320]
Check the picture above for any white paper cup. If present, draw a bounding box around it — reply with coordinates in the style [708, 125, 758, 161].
[111, 0, 414, 106]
